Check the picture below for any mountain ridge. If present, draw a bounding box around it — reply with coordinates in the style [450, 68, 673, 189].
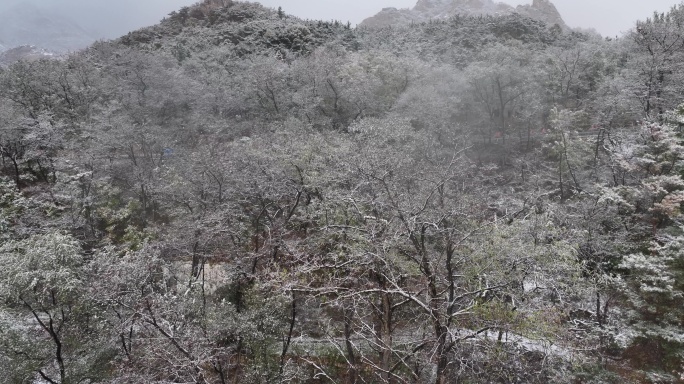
[361, 0, 566, 29]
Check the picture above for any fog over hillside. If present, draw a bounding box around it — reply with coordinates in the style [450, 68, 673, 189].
[0, 0, 197, 49]
[1, 0, 683, 48]
[255, 0, 682, 36]
[0, 2, 95, 52]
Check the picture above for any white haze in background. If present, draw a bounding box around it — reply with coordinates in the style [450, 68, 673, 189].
[0, 0, 681, 41]
[0, 0, 195, 40]
[258, 0, 682, 37]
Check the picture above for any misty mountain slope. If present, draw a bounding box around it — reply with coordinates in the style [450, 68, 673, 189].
[0, 45, 58, 67]
[361, 0, 567, 29]
[112, 0, 568, 68]
[0, 1, 95, 53]
[357, 13, 572, 66]
[115, 1, 358, 59]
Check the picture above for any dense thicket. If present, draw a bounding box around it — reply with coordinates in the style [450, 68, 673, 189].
[0, 1, 683, 383]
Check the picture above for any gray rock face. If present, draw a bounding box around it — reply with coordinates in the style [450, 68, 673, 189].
[517, 0, 566, 28]
[361, 0, 566, 28]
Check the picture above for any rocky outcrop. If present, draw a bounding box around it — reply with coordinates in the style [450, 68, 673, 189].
[361, 0, 566, 28]
[360, 7, 418, 28]
[516, 0, 566, 28]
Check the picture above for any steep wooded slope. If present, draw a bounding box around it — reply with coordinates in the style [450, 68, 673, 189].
[0, 1, 682, 383]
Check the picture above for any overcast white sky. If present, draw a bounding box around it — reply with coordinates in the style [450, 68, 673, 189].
[3, 0, 682, 39]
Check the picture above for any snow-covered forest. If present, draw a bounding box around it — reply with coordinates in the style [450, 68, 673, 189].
[0, 1, 683, 383]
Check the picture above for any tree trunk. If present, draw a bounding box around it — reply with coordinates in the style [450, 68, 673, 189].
[344, 310, 358, 384]
[380, 291, 392, 383]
